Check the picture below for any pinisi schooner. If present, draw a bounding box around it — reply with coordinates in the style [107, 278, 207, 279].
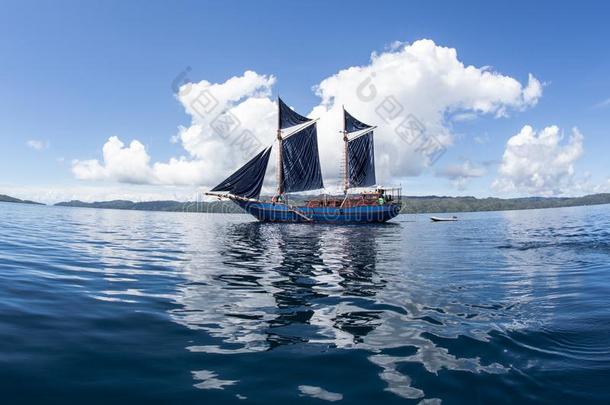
[206, 98, 402, 223]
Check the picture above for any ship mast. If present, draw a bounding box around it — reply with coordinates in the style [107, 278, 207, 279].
[276, 97, 284, 197]
[342, 105, 349, 195]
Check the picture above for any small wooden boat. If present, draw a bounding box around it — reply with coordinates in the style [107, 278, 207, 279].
[430, 216, 458, 222]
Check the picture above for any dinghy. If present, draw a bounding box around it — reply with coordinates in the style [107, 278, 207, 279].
[430, 216, 458, 222]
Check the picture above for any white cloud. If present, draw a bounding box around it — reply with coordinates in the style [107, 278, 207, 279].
[73, 71, 277, 188]
[436, 159, 486, 190]
[452, 112, 478, 122]
[311, 39, 541, 185]
[73, 39, 541, 193]
[72, 136, 154, 184]
[492, 125, 584, 196]
[175, 70, 276, 162]
[522, 74, 543, 107]
[26, 139, 49, 150]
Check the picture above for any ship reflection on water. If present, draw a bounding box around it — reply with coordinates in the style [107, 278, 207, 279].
[172, 222, 389, 352]
[170, 220, 506, 400]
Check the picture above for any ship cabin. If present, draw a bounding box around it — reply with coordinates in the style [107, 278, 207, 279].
[304, 187, 402, 209]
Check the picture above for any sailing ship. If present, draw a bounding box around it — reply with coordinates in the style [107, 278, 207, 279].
[206, 98, 402, 223]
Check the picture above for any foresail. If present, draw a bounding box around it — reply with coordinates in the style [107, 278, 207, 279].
[281, 123, 324, 193]
[210, 146, 272, 200]
[348, 131, 376, 187]
[279, 97, 311, 129]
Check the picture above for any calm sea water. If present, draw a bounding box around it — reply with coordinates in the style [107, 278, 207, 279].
[1, 202, 609, 404]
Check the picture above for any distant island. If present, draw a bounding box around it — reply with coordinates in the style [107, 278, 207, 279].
[55, 199, 243, 213]
[53, 193, 610, 214]
[400, 194, 610, 213]
[2, 192, 608, 214]
[0, 194, 43, 205]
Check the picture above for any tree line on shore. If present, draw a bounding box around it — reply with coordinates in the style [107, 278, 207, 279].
[48, 193, 610, 214]
[3, 192, 610, 214]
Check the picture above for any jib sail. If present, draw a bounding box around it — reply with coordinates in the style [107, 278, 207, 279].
[210, 146, 272, 200]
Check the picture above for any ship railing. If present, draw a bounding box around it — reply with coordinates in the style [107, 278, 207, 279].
[377, 187, 402, 204]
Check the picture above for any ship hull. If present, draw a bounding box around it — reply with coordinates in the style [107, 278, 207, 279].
[233, 200, 401, 224]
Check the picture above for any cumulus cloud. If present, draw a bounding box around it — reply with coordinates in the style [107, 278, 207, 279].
[73, 71, 277, 187]
[311, 39, 541, 186]
[492, 125, 584, 196]
[73, 39, 542, 192]
[175, 70, 276, 162]
[436, 159, 486, 190]
[522, 74, 543, 107]
[73, 136, 154, 184]
[27, 139, 49, 150]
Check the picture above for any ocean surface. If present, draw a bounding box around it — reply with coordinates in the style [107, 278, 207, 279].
[1, 202, 609, 404]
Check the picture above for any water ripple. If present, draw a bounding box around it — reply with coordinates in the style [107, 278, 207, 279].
[1, 203, 609, 402]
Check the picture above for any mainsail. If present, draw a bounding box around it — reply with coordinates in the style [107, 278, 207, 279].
[211, 146, 272, 199]
[275, 98, 324, 194]
[281, 122, 324, 192]
[344, 109, 376, 189]
[348, 131, 376, 187]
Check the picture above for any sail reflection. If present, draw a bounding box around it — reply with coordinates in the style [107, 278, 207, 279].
[171, 222, 389, 353]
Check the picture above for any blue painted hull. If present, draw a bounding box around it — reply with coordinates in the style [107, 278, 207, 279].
[234, 200, 401, 223]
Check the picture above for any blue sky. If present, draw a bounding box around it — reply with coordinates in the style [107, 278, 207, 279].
[1, 0, 609, 202]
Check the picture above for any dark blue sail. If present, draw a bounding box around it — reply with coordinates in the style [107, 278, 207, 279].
[211, 146, 272, 200]
[279, 97, 311, 129]
[281, 123, 324, 193]
[348, 131, 376, 188]
[345, 109, 372, 133]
